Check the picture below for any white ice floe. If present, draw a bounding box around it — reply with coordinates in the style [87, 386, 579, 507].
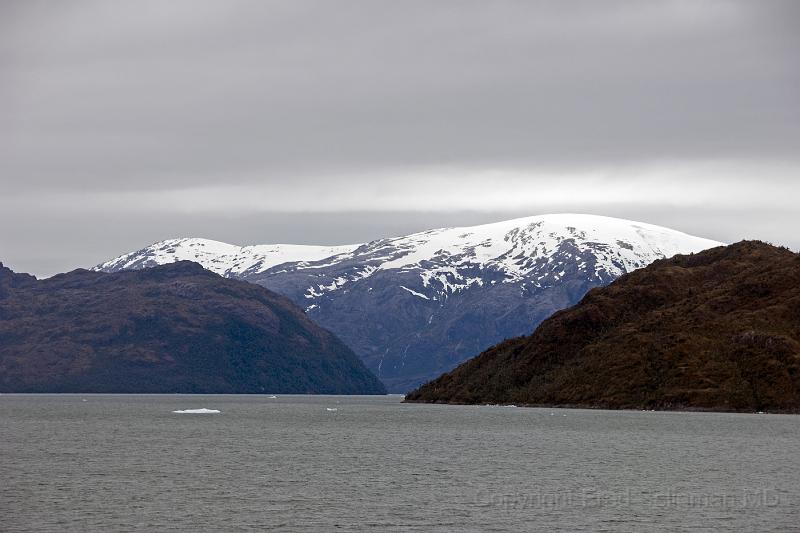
[172, 408, 221, 414]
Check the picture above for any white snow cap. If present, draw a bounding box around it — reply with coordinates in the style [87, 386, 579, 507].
[97, 214, 723, 283]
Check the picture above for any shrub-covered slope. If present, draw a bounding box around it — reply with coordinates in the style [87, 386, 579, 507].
[406, 242, 800, 412]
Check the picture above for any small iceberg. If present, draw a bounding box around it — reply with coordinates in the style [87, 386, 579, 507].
[326, 408, 338, 412]
[172, 408, 221, 414]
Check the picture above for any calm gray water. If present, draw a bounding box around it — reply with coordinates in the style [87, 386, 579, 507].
[2, 395, 799, 532]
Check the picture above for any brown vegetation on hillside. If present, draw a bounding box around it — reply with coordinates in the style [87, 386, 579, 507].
[406, 242, 800, 412]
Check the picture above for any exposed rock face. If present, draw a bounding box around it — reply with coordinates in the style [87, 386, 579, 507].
[0, 261, 385, 394]
[96, 214, 721, 392]
[406, 242, 800, 413]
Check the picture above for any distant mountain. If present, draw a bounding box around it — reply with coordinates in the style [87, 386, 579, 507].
[96, 214, 722, 392]
[0, 261, 385, 394]
[406, 242, 800, 412]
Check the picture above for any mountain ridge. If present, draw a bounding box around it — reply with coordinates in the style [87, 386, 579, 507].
[98, 214, 721, 282]
[96, 214, 723, 391]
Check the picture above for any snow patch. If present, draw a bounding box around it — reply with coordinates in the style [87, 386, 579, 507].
[400, 286, 430, 299]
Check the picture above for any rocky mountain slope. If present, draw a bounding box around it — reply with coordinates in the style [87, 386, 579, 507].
[0, 261, 385, 394]
[406, 241, 800, 412]
[97, 214, 722, 392]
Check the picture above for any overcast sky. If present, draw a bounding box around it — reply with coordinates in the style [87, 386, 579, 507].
[2, 0, 799, 276]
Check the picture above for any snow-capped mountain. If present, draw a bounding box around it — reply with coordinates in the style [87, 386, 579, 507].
[96, 214, 723, 391]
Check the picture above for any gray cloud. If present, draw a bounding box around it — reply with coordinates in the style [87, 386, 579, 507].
[1, 0, 798, 276]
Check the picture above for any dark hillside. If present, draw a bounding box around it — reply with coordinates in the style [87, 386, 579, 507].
[0, 261, 385, 394]
[407, 242, 800, 412]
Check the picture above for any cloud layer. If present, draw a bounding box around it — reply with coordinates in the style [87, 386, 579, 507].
[1, 1, 798, 275]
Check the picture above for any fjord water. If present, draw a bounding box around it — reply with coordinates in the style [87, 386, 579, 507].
[2, 395, 798, 532]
